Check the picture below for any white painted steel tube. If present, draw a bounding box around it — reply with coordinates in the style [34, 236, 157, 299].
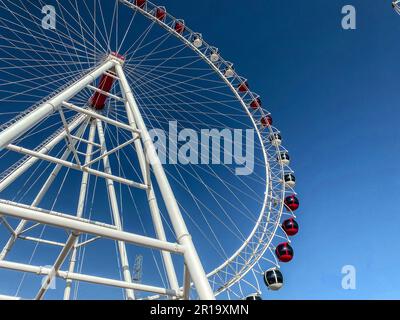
[35, 121, 96, 300]
[96, 119, 135, 300]
[0, 294, 21, 300]
[0, 121, 89, 261]
[0, 260, 178, 297]
[0, 60, 116, 151]
[115, 63, 214, 300]
[0, 201, 185, 254]
[64, 120, 97, 300]
[6, 144, 148, 190]
[61, 101, 140, 134]
[0, 114, 86, 192]
[124, 101, 180, 294]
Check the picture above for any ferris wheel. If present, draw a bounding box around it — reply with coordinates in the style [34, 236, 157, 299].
[0, 0, 300, 300]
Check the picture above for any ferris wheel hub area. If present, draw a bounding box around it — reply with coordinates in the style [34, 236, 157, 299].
[108, 52, 126, 65]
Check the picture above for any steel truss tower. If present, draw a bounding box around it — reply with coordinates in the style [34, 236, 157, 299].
[0, 53, 215, 300]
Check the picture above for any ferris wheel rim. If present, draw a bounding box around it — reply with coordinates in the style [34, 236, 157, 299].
[118, 0, 292, 296]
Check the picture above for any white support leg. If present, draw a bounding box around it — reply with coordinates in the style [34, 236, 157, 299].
[35, 119, 96, 300]
[63, 119, 97, 300]
[35, 233, 79, 300]
[0, 120, 89, 261]
[124, 101, 180, 294]
[96, 119, 135, 300]
[0, 59, 116, 151]
[183, 264, 191, 300]
[114, 63, 215, 300]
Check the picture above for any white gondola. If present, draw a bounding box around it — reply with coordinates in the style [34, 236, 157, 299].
[245, 293, 262, 300]
[277, 151, 290, 166]
[224, 62, 235, 78]
[192, 33, 203, 48]
[284, 173, 296, 188]
[210, 47, 220, 62]
[269, 133, 282, 147]
[264, 268, 284, 291]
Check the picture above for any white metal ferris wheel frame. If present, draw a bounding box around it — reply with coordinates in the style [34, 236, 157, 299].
[0, 0, 297, 300]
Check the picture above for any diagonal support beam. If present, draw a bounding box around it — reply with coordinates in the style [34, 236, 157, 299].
[0, 59, 117, 151]
[62, 101, 140, 134]
[115, 63, 215, 300]
[6, 143, 148, 190]
[83, 137, 138, 168]
[0, 120, 89, 261]
[0, 114, 86, 192]
[64, 119, 97, 300]
[58, 108, 82, 166]
[75, 236, 101, 248]
[123, 100, 180, 294]
[0, 217, 15, 235]
[70, 134, 101, 148]
[38, 120, 97, 300]
[35, 233, 79, 300]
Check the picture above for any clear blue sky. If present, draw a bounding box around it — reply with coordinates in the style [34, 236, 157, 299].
[1, 0, 399, 300]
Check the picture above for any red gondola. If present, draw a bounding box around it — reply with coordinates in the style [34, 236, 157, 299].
[275, 242, 294, 262]
[250, 98, 261, 110]
[135, 0, 146, 9]
[282, 218, 299, 236]
[238, 81, 249, 93]
[155, 6, 166, 21]
[284, 194, 300, 211]
[261, 115, 273, 127]
[175, 20, 185, 34]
